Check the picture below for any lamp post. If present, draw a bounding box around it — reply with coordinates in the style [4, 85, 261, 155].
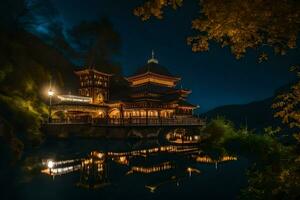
[48, 79, 54, 123]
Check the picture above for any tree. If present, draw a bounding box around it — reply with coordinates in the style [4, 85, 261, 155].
[134, 0, 300, 59]
[68, 18, 122, 74]
[272, 67, 300, 144]
[0, 0, 77, 163]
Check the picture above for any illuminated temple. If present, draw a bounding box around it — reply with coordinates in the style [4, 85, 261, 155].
[52, 52, 202, 126]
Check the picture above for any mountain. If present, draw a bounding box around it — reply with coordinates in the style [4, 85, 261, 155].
[202, 98, 276, 130]
[202, 83, 295, 131]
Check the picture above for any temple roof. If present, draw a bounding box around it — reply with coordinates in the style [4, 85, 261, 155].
[126, 63, 181, 84]
[74, 68, 113, 76]
[131, 82, 177, 93]
[128, 51, 180, 79]
[176, 100, 198, 108]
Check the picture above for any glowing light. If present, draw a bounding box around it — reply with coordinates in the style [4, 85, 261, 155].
[97, 152, 104, 159]
[57, 95, 92, 103]
[120, 156, 126, 162]
[47, 160, 54, 169]
[48, 89, 54, 97]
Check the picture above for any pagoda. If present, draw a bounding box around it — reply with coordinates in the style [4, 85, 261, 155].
[122, 51, 198, 118]
[51, 51, 201, 126]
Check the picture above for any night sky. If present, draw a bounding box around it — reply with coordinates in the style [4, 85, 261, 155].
[50, 0, 299, 112]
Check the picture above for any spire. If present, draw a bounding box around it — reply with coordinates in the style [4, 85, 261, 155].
[147, 50, 158, 64]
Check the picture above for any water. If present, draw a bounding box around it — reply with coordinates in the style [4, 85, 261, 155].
[5, 139, 249, 200]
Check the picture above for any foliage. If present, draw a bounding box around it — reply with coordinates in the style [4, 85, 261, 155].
[203, 117, 300, 199]
[225, 131, 287, 164]
[239, 160, 300, 200]
[68, 18, 122, 74]
[272, 68, 300, 143]
[0, 31, 49, 148]
[263, 126, 281, 136]
[0, 0, 76, 164]
[134, 0, 300, 59]
[68, 17, 127, 96]
[229, 131, 299, 200]
[202, 117, 236, 145]
[0, 0, 126, 165]
[0, 94, 47, 140]
[134, 0, 183, 20]
[203, 117, 285, 162]
[237, 140, 300, 200]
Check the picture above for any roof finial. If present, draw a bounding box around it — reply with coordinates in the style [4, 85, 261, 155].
[147, 49, 158, 64]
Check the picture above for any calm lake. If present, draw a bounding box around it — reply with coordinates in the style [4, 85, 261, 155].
[4, 139, 249, 200]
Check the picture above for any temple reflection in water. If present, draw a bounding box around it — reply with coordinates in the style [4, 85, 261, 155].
[41, 144, 238, 191]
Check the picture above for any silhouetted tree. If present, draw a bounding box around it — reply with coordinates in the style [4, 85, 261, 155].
[134, 0, 300, 59]
[69, 18, 122, 74]
[0, 0, 76, 162]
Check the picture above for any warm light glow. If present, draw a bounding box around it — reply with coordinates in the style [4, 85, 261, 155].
[47, 160, 54, 168]
[97, 152, 104, 159]
[48, 89, 54, 97]
[131, 77, 175, 87]
[120, 156, 126, 162]
[57, 95, 92, 103]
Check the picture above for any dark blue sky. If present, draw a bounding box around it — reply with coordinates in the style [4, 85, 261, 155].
[50, 0, 299, 112]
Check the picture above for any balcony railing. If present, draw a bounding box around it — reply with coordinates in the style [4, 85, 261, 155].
[49, 117, 205, 127]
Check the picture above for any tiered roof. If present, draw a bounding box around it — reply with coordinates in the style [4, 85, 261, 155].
[124, 51, 197, 109]
[126, 52, 181, 87]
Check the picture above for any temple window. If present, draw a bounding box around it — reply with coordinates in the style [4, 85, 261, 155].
[140, 110, 146, 117]
[109, 109, 120, 118]
[148, 110, 158, 117]
[98, 111, 105, 118]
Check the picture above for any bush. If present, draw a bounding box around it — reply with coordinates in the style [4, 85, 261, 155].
[202, 117, 237, 145]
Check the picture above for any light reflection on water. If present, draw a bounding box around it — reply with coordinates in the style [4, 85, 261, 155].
[16, 139, 248, 200]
